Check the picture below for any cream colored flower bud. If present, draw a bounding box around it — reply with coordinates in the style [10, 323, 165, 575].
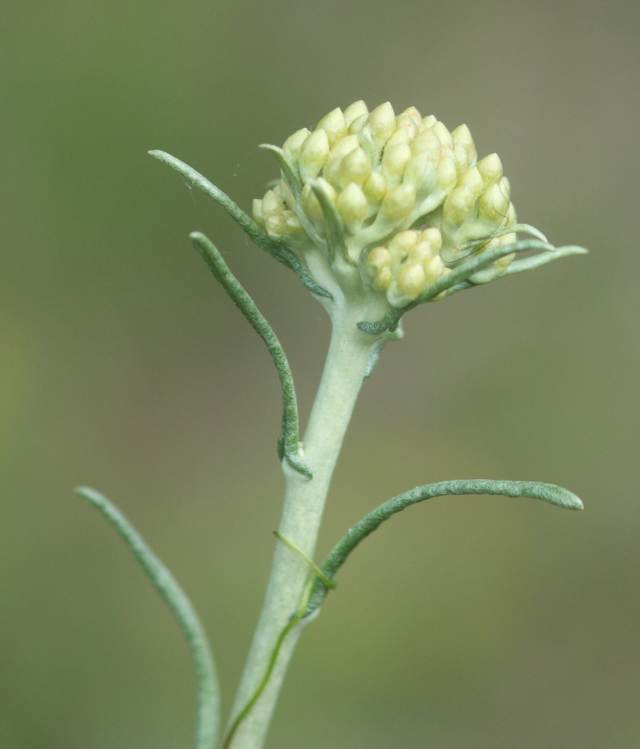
[452, 123, 477, 163]
[411, 241, 435, 263]
[422, 114, 437, 128]
[423, 254, 445, 282]
[337, 183, 368, 225]
[386, 127, 412, 147]
[368, 102, 396, 141]
[479, 181, 510, 219]
[374, 265, 393, 291]
[262, 189, 282, 216]
[339, 147, 371, 185]
[397, 106, 422, 131]
[382, 143, 411, 179]
[265, 214, 287, 236]
[477, 153, 503, 185]
[397, 263, 426, 298]
[323, 135, 360, 185]
[349, 113, 368, 133]
[404, 152, 436, 190]
[344, 100, 368, 126]
[283, 128, 311, 158]
[460, 166, 484, 196]
[381, 182, 416, 221]
[433, 121, 453, 147]
[328, 135, 360, 162]
[252, 198, 264, 225]
[389, 230, 419, 261]
[443, 186, 476, 223]
[422, 227, 442, 252]
[364, 171, 387, 205]
[437, 157, 458, 189]
[411, 129, 441, 155]
[299, 129, 330, 177]
[317, 108, 347, 145]
[367, 246, 392, 271]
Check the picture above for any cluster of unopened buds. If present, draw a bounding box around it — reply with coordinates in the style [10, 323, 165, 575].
[252, 101, 583, 315]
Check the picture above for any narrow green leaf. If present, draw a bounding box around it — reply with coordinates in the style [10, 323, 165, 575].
[76, 486, 220, 749]
[148, 150, 332, 300]
[190, 232, 312, 479]
[358, 239, 587, 334]
[310, 179, 347, 263]
[259, 144, 302, 195]
[306, 478, 583, 614]
[504, 245, 589, 276]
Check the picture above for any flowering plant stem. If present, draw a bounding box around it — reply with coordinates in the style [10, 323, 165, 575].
[225, 305, 377, 748]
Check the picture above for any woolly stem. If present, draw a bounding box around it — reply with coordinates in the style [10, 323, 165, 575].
[225, 303, 379, 748]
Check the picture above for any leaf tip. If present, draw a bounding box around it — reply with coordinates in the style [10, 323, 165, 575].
[74, 485, 101, 506]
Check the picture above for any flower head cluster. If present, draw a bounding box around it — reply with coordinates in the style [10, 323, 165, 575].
[252, 101, 579, 313]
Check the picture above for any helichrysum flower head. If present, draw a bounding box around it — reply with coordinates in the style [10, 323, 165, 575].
[253, 101, 586, 321]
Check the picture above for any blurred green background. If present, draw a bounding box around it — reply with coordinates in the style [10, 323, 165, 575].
[2, 0, 638, 746]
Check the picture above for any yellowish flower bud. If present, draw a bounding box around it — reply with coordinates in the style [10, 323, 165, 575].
[386, 127, 412, 147]
[252, 198, 264, 225]
[411, 241, 435, 263]
[424, 254, 445, 282]
[299, 129, 330, 177]
[367, 246, 392, 271]
[411, 129, 441, 155]
[479, 180, 510, 220]
[433, 121, 453, 147]
[397, 263, 426, 298]
[397, 106, 422, 131]
[339, 147, 371, 185]
[262, 189, 282, 216]
[317, 107, 347, 145]
[337, 182, 368, 225]
[477, 153, 503, 185]
[349, 113, 368, 133]
[363, 171, 387, 205]
[443, 186, 476, 223]
[374, 265, 393, 291]
[389, 231, 419, 267]
[422, 227, 442, 252]
[323, 135, 360, 185]
[265, 214, 287, 236]
[282, 128, 311, 158]
[368, 102, 396, 141]
[381, 183, 416, 220]
[460, 166, 484, 196]
[437, 157, 458, 189]
[343, 100, 368, 126]
[382, 143, 411, 179]
[452, 123, 477, 164]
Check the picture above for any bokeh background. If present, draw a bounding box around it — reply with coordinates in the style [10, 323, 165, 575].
[3, 1, 638, 747]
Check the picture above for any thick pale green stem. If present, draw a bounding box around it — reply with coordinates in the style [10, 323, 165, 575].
[226, 304, 378, 748]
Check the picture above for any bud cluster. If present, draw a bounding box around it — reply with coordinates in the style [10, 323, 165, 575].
[253, 101, 517, 307]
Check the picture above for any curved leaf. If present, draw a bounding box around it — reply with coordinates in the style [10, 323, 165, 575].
[76, 486, 220, 749]
[149, 150, 331, 300]
[190, 232, 312, 479]
[306, 478, 583, 614]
